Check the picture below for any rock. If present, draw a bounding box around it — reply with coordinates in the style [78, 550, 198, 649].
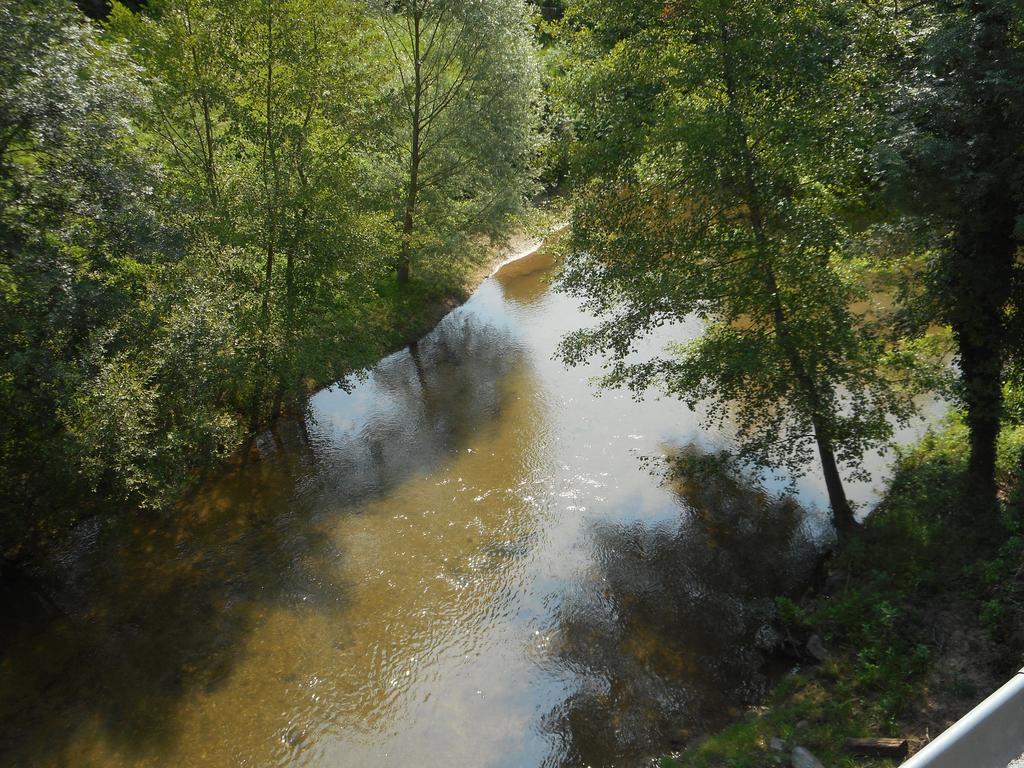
[769, 736, 785, 752]
[806, 634, 829, 663]
[791, 746, 825, 768]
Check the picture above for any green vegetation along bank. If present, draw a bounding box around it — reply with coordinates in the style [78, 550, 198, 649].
[0, 0, 548, 575]
[662, 414, 1024, 767]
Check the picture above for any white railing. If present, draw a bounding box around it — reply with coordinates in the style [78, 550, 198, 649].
[901, 667, 1024, 768]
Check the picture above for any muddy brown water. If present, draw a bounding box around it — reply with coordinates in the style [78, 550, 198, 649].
[0, 245, 942, 767]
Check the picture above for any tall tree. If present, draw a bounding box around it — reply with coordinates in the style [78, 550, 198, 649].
[558, 0, 913, 536]
[374, 0, 540, 285]
[884, 0, 1024, 519]
[111, 0, 393, 427]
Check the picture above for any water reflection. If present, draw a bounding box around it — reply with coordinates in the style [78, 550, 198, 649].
[0, 312, 540, 767]
[0, 241, 926, 768]
[545, 447, 817, 766]
[302, 316, 526, 512]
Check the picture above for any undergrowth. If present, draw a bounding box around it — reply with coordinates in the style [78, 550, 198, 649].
[662, 416, 1024, 768]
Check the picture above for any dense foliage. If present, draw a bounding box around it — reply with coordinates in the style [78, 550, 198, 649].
[0, 0, 540, 560]
[1, 0, 172, 547]
[555, 0, 1023, 537]
[556, 0, 917, 533]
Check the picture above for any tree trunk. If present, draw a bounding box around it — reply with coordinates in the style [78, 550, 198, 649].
[815, 428, 857, 534]
[183, 3, 218, 206]
[250, 235, 275, 430]
[956, 305, 1004, 518]
[251, 5, 279, 431]
[398, 11, 423, 286]
[271, 247, 296, 419]
[717, 16, 857, 538]
[399, 195, 415, 284]
[945, 4, 1017, 523]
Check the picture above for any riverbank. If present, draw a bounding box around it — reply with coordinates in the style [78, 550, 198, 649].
[660, 418, 1024, 768]
[382, 228, 546, 347]
[293, 221, 562, 407]
[0, 219, 562, 610]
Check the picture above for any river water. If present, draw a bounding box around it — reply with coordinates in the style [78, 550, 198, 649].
[0, 244, 939, 767]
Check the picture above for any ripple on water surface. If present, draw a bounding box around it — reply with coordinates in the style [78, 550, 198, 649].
[0, 245, 941, 768]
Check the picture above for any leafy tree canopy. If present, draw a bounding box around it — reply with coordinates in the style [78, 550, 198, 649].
[557, 0, 917, 533]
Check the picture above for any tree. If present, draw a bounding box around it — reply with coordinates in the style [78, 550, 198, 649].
[0, 0, 172, 553]
[373, 0, 541, 285]
[883, 0, 1024, 519]
[111, 0, 394, 427]
[558, 0, 913, 536]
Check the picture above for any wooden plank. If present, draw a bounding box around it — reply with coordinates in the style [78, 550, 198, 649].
[843, 737, 909, 759]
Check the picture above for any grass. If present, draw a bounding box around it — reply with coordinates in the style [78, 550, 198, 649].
[661, 416, 1024, 768]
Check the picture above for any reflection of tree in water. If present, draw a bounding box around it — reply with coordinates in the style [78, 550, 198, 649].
[0, 310, 530, 766]
[303, 314, 525, 508]
[0, 420, 343, 766]
[544, 447, 820, 767]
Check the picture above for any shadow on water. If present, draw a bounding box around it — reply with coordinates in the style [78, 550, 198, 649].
[0, 423, 345, 766]
[0, 311, 526, 767]
[543, 446, 821, 767]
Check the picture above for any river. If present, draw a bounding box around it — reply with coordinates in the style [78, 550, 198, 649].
[0, 243, 941, 767]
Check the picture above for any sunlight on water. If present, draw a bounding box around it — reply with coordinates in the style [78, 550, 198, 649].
[0, 246, 942, 768]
